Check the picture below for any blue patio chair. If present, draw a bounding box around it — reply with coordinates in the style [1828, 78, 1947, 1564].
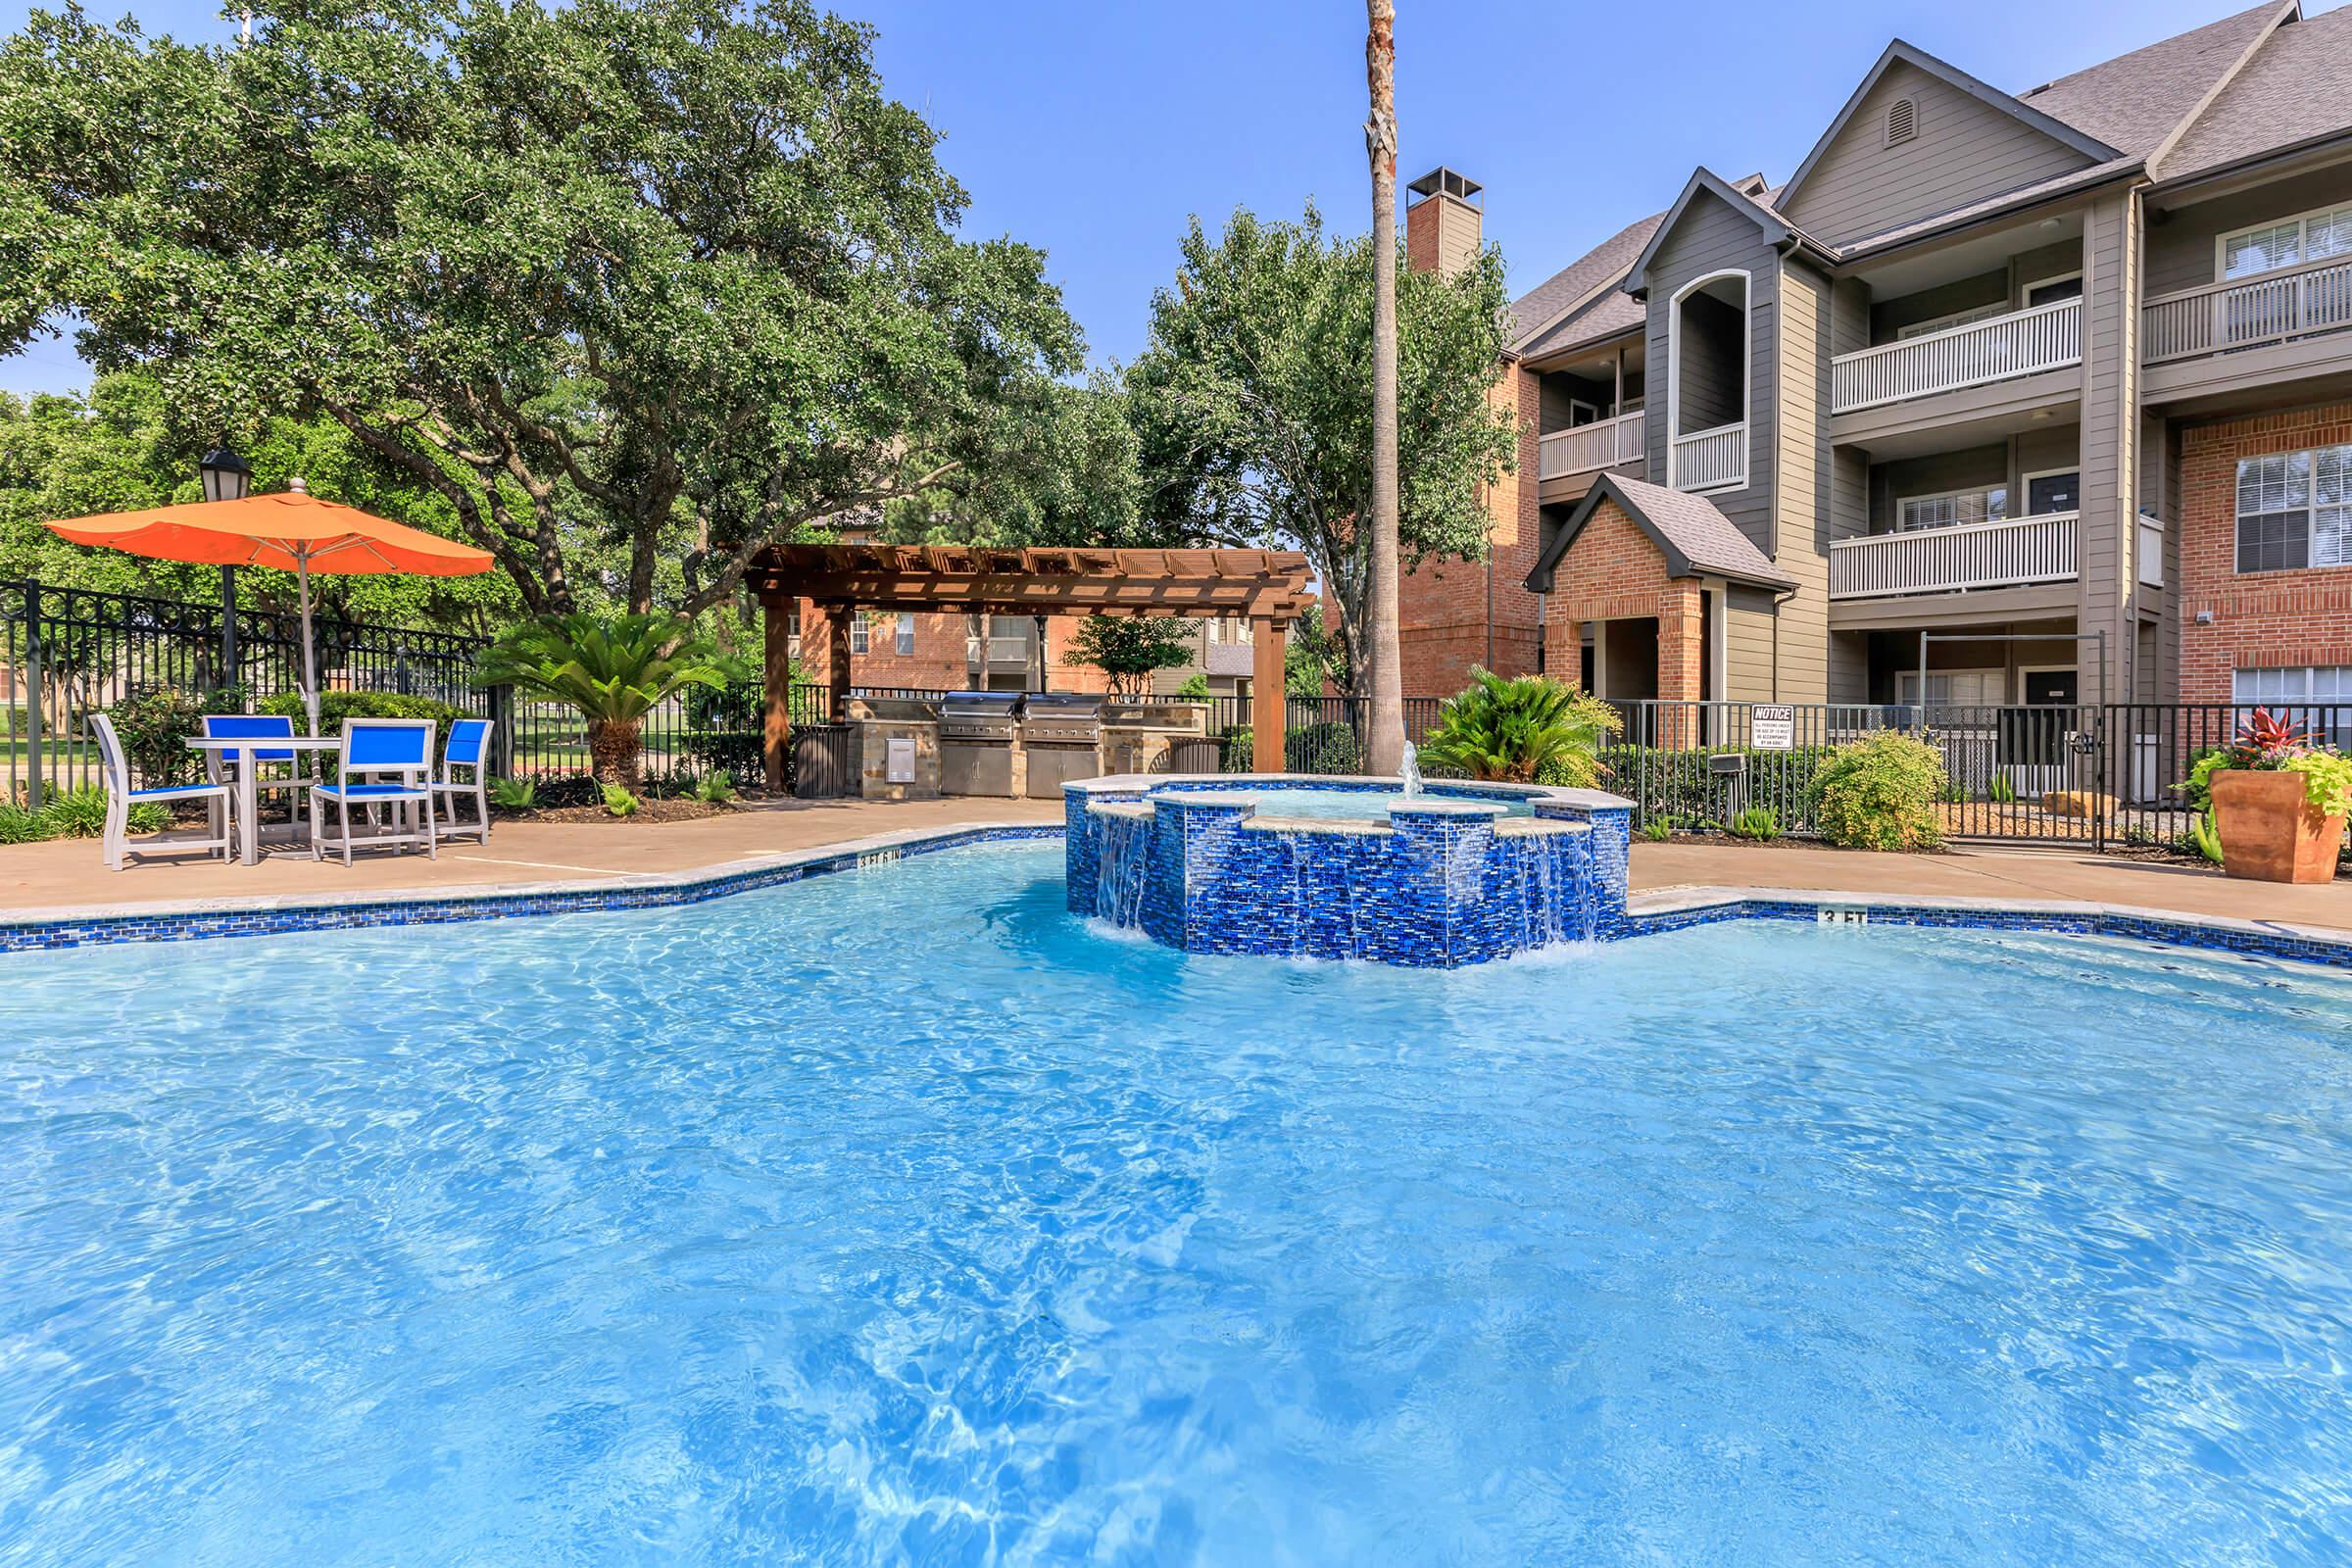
[310, 717, 438, 865]
[201, 712, 313, 839]
[428, 717, 497, 844]
[87, 711, 232, 872]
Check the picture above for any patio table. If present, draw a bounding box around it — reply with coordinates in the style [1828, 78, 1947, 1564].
[183, 735, 343, 866]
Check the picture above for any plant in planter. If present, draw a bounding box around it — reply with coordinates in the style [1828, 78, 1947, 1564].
[2184, 709, 2352, 883]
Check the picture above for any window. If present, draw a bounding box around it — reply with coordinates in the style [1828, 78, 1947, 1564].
[1885, 96, 1916, 147]
[1899, 486, 2007, 531]
[2222, 205, 2352, 281]
[2235, 666, 2352, 746]
[2235, 445, 2352, 572]
[850, 615, 869, 656]
[1896, 669, 2004, 707]
[2024, 272, 2082, 308]
[2024, 468, 2080, 515]
[895, 612, 915, 657]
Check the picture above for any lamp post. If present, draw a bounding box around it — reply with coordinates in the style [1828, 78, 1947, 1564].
[200, 448, 253, 689]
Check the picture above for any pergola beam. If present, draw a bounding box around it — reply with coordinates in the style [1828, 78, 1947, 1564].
[752, 543, 1317, 791]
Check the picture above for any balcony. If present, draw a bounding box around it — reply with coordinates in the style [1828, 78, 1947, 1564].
[2142, 256, 2352, 366]
[1538, 410, 1644, 481]
[1668, 421, 1745, 492]
[1830, 299, 2082, 415]
[2138, 515, 2164, 589]
[1829, 512, 2078, 600]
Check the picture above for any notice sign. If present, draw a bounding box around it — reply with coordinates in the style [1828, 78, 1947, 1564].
[1751, 705, 1796, 752]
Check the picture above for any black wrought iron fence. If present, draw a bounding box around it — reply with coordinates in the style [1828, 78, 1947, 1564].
[4, 578, 495, 805]
[1193, 693, 1447, 773]
[1592, 699, 2352, 849]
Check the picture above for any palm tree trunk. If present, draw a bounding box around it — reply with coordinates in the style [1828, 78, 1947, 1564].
[1362, 0, 1406, 777]
[588, 718, 644, 791]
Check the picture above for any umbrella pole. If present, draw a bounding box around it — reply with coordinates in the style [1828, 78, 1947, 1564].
[296, 550, 321, 735]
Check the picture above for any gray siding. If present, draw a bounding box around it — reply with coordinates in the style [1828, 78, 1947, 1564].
[2146, 167, 2352, 299]
[2077, 189, 2142, 705]
[1779, 61, 2098, 249]
[1643, 188, 1779, 556]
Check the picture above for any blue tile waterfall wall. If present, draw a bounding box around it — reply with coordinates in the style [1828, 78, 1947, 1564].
[1068, 780, 1633, 967]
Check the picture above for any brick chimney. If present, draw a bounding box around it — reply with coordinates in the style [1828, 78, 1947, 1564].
[1405, 167, 1483, 274]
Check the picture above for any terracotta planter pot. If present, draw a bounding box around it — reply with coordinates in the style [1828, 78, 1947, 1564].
[2210, 768, 2347, 884]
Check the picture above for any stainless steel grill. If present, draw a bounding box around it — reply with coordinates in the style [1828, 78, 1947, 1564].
[939, 692, 1023, 796]
[1021, 692, 1105, 798]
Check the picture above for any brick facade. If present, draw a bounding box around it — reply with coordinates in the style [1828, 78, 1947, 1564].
[789, 602, 1119, 694]
[2178, 400, 2352, 703]
[1537, 497, 1705, 704]
[1396, 364, 1545, 697]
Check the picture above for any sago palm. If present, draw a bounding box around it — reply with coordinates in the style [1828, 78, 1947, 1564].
[475, 612, 745, 789]
[1416, 667, 1613, 784]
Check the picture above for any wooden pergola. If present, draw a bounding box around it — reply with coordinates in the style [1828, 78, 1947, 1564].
[751, 544, 1316, 784]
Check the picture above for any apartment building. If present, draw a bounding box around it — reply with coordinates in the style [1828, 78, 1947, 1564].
[1401, 0, 2352, 715]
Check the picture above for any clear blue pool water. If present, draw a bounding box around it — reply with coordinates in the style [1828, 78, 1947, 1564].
[1159, 785, 1533, 819]
[5, 842, 2352, 1564]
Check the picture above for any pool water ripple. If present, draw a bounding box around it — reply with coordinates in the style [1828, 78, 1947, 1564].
[2, 843, 2352, 1562]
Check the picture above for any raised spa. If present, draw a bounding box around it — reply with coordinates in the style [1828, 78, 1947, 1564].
[1064, 774, 1635, 966]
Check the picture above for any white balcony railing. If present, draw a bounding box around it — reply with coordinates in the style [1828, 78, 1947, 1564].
[966, 635, 1033, 665]
[1538, 409, 1645, 480]
[2138, 516, 2164, 588]
[2142, 255, 2352, 366]
[1668, 420, 1745, 491]
[1830, 299, 2082, 414]
[1829, 512, 2079, 600]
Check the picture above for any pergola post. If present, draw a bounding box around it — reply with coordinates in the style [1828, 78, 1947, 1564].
[762, 593, 793, 792]
[1251, 616, 1287, 774]
[826, 601, 854, 718]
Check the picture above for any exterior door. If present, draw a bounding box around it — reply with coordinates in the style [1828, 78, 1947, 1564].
[2023, 668, 2078, 705]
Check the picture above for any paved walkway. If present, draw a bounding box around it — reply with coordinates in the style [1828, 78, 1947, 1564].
[0, 796, 1065, 913]
[3, 799, 2347, 937]
[1630, 840, 2352, 933]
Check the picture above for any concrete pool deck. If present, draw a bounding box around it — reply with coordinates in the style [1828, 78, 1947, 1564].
[0, 795, 2346, 939]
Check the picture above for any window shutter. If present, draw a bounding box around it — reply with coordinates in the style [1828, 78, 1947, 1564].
[1886, 97, 1916, 147]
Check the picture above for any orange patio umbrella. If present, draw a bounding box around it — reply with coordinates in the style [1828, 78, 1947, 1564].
[45, 481, 495, 733]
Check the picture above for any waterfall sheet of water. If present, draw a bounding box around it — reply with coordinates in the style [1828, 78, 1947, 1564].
[1399, 746, 1424, 799]
[1092, 812, 1152, 930]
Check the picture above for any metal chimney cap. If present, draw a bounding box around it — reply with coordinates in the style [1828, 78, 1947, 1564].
[1407, 168, 1483, 206]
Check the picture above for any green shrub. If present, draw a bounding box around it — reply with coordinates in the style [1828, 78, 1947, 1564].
[692, 769, 739, 805]
[1599, 745, 1837, 834]
[2187, 808, 2225, 864]
[601, 782, 641, 818]
[1638, 814, 1678, 842]
[1288, 719, 1360, 774]
[1173, 672, 1211, 701]
[260, 691, 465, 754]
[0, 801, 56, 844]
[1417, 669, 1620, 784]
[106, 687, 220, 788]
[1728, 804, 1781, 841]
[1811, 733, 1947, 852]
[1986, 773, 2018, 805]
[490, 776, 538, 811]
[682, 728, 764, 781]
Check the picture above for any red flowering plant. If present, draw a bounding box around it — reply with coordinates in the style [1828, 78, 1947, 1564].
[2186, 708, 2352, 818]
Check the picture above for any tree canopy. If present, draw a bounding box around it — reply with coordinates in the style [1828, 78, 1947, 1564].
[0, 0, 1096, 619]
[1123, 205, 1517, 699]
[1058, 614, 1198, 700]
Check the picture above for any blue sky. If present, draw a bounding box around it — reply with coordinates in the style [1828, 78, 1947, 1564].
[0, 0, 2319, 397]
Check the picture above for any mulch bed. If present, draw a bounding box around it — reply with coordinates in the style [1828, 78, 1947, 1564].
[510, 798, 745, 826]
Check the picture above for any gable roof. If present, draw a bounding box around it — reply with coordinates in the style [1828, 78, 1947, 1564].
[1775, 40, 2120, 220]
[2157, 3, 2352, 181]
[1525, 474, 1795, 596]
[1505, 209, 1664, 356]
[2022, 1, 2291, 165]
[1620, 170, 1824, 296]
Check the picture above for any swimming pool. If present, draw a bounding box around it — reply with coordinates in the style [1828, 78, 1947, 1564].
[5, 840, 2352, 1562]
